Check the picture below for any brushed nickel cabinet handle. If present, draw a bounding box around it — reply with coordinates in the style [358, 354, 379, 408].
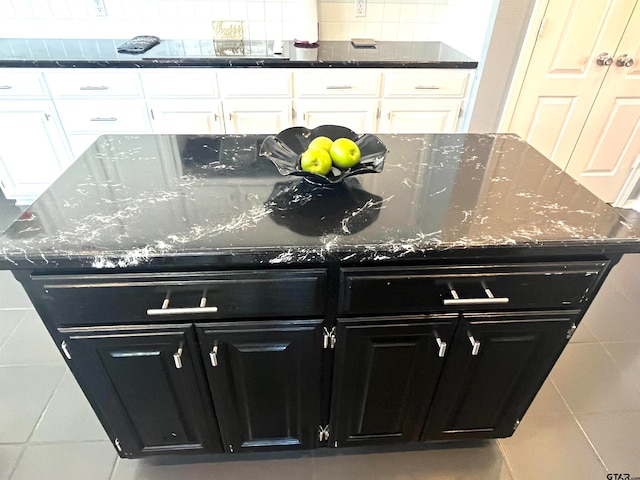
[89, 117, 118, 122]
[415, 85, 441, 90]
[326, 85, 352, 90]
[0, 85, 12, 89]
[80, 85, 109, 90]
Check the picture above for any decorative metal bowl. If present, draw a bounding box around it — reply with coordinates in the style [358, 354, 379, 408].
[259, 125, 387, 185]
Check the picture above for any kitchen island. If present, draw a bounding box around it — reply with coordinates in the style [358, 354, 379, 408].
[0, 132, 639, 458]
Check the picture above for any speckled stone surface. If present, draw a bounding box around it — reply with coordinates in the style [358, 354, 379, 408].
[0, 38, 477, 68]
[0, 133, 639, 270]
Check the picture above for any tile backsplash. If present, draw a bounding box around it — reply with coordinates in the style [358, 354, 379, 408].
[0, 0, 450, 43]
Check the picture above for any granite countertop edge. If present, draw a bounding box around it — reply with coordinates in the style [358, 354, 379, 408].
[0, 39, 479, 69]
[3, 240, 640, 271]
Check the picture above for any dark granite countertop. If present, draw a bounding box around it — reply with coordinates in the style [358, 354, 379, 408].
[0, 133, 639, 270]
[0, 38, 478, 69]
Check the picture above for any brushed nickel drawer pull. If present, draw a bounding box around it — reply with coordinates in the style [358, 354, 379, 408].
[414, 85, 441, 90]
[147, 294, 218, 316]
[89, 117, 118, 122]
[326, 85, 353, 89]
[443, 282, 509, 306]
[80, 85, 109, 90]
[0, 85, 12, 90]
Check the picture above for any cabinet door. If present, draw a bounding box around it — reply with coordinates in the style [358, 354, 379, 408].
[379, 99, 462, 133]
[148, 99, 225, 134]
[222, 99, 293, 134]
[58, 324, 222, 457]
[296, 99, 379, 133]
[422, 312, 575, 440]
[330, 315, 457, 447]
[0, 100, 70, 203]
[197, 319, 323, 453]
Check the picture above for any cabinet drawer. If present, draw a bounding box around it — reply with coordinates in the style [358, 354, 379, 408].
[383, 70, 470, 98]
[294, 70, 382, 98]
[45, 70, 143, 98]
[218, 70, 292, 98]
[55, 99, 151, 133]
[140, 69, 219, 98]
[32, 269, 327, 326]
[0, 70, 49, 98]
[339, 262, 609, 315]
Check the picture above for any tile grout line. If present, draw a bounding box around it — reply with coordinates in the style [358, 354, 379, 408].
[496, 439, 517, 480]
[107, 452, 119, 480]
[6, 444, 26, 480]
[573, 415, 610, 475]
[24, 367, 69, 444]
[0, 310, 28, 353]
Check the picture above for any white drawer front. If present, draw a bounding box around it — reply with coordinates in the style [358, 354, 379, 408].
[295, 70, 382, 97]
[140, 69, 219, 98]
[383, 70, 470, 97]
[45, 70, 143, 98]
[55, 99, 151, 133]
[218, 70, 292, 98]
[0, 70, 48, 98]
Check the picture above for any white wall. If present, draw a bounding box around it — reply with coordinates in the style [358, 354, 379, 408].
[0, 0, 456, 42]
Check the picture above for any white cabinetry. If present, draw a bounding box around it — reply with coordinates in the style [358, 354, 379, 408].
[294, 70, 380, 132]
[44, 69, 151, 157]
[218, 70, 294, 134]
[378, 70, 470, 133]
[0, 70, 71, 204]
[140, 69, 224, 134]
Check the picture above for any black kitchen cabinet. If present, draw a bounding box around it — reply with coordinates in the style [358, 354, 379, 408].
[329, 315, 457, 447]
[422, 311, 576, 440]
[57, 324, 222, 457]
[196, 319, 323, 453]
[14, 257, 612, 458]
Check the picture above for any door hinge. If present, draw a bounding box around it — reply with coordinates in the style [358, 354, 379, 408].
[318, 425, 330, 442]
[566, 323, 577, 340]
[537, 18, 548, 38]
[513, 419, 520, 433]
[323, 327, 336, 349]
[61, 341, 72, 360]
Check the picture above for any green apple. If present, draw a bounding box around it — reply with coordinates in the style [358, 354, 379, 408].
[329, 138, 361, 169]
[300, 147, 332, 175]
[308, 136, 333, 152]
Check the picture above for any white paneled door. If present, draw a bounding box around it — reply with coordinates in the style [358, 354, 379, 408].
[565, 5, 640, 202]
[508, 0, 637, 169]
